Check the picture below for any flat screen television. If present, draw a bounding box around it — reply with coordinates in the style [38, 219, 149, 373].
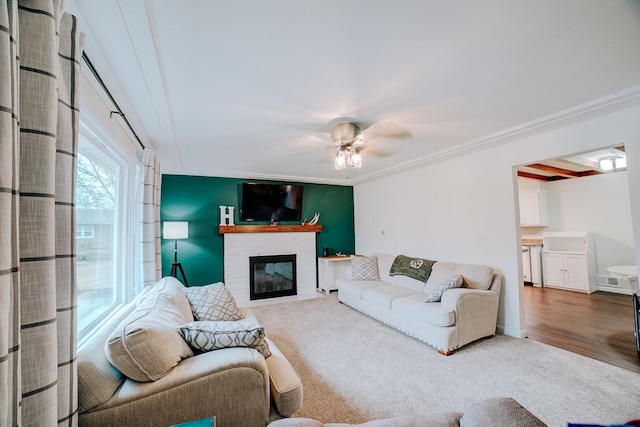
[240, 183, 304, 222]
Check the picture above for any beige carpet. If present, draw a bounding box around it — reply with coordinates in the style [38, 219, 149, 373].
[252, 292, 640, 427]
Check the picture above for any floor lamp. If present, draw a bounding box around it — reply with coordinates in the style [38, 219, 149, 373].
[163, 221, 189, 286]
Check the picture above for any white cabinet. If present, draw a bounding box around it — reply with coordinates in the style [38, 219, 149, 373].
[542, 231, 596, 293]
[519, 190, 548, 226]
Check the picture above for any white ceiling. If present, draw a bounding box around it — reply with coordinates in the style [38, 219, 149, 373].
[65, 1, 640, 185]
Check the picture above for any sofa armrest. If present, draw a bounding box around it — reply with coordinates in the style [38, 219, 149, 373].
[440, 288, 499, 311]
[265, 338, 303, 417]
[80, 347, 271, 426]
[440, 287, 500, 343]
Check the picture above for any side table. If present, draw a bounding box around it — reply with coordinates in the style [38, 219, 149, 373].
[318, 255, 352, 295]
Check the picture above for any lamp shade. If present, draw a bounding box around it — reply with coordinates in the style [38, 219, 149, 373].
[163, 221, 189, 239]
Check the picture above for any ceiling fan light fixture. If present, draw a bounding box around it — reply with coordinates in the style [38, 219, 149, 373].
[331, 122, 361, 145]
[349, 149, 362, 168]
[335, 149, 348, 170]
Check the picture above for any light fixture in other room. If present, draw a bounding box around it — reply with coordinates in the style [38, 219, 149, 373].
[614, 156, 627, 169]
[599, 158, 614, 171]
[598, 154, 627, 172]
[163, 221, 189, 286]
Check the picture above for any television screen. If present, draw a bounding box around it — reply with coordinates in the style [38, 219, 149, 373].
[240, 183, 304, 222]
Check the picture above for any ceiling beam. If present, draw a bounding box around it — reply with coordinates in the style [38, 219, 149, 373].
[527, 163, 603, 178]
[516, 171, 566, 181]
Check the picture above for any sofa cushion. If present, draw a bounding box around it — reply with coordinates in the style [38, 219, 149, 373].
[391, 294, 456, 327]
[105, 277, 194, 382]
[389, 255, 437, 283]
[337, 278, 385, 299]
[184, 282, 244, 321]
[425, 275, 464, 303]
[372, 253, 396, 283]
[268, 412, 463, 426]
[391, 275, 426, 293]
[426, 262, 493, 292]
[351, 255, 381, 281]
[362, 285, 421, 309]
[178, 321, 271, 358]
[459, 397, 546, 426]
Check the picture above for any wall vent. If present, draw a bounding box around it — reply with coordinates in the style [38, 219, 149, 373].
[597, 274, 620, 287]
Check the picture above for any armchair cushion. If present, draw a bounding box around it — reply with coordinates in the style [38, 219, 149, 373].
[105, 277, 194, 382]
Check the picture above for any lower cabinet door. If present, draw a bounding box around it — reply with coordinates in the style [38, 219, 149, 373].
[564, 254, 589, 291]
[542, 253, 565, 288]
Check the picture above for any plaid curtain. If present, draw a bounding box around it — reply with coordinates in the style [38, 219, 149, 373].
[0, 1, 81, 425]
[141, 148, 162, 289]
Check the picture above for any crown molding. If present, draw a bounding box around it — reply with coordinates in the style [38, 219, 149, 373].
[161, 166, 354, 186]
[351, 85, 640, 185]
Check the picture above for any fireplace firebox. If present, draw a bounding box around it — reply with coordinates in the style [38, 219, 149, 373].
[249, 254, 297, 300]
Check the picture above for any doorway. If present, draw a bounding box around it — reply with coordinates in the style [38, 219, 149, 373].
[516, 145, 639, 372]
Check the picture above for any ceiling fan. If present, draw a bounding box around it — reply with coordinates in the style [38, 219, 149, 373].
[324, 119, 412, 170]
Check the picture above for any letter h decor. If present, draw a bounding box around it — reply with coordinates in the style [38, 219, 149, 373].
[219, 206, 235, 226]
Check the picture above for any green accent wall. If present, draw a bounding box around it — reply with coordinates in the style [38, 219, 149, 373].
[160, 175, 355, 286]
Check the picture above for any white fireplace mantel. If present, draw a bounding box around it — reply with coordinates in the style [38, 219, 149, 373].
[221, 226, 321, 306]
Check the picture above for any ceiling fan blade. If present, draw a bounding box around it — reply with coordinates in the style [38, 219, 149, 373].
[362, 121, 413, 142]
[359, 146, 396, 158]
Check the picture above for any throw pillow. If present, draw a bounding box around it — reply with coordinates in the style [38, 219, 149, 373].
[425, 274, 464, 303]
[184, 282, 244, 321]
[389, 255, 436, 283]
[105, 277, 195, 382]
[177, 321, 272, 358]
[351, 255, 380, 281]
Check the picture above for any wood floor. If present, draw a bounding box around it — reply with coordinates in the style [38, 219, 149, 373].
[524, 284, 640, 374]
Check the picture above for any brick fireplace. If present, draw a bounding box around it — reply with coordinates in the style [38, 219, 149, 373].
[220, 225, 321, 306]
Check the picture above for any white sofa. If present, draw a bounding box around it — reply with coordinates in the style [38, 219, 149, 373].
[78, 277, 303, 427]
[337, 254, 501, 355]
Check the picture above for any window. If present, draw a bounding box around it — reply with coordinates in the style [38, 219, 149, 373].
[76, 225, 95, 239]
[76, 120, 140, 343]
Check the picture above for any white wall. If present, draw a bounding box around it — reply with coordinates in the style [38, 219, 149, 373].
[545, 172, 635, 273]
[354, 104, 640, 338]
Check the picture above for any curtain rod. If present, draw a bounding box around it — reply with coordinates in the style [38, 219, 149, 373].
[81, 52, 146, 150]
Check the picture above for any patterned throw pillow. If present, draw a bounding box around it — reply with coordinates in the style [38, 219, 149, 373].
[425, 274, 464, 303]
[351, 255, 380, 281]
[184, 282, 244, 321]
[177, 321, 271, 358]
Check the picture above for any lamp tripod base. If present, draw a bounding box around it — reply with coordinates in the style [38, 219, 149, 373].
[170, 262, 189, 287]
